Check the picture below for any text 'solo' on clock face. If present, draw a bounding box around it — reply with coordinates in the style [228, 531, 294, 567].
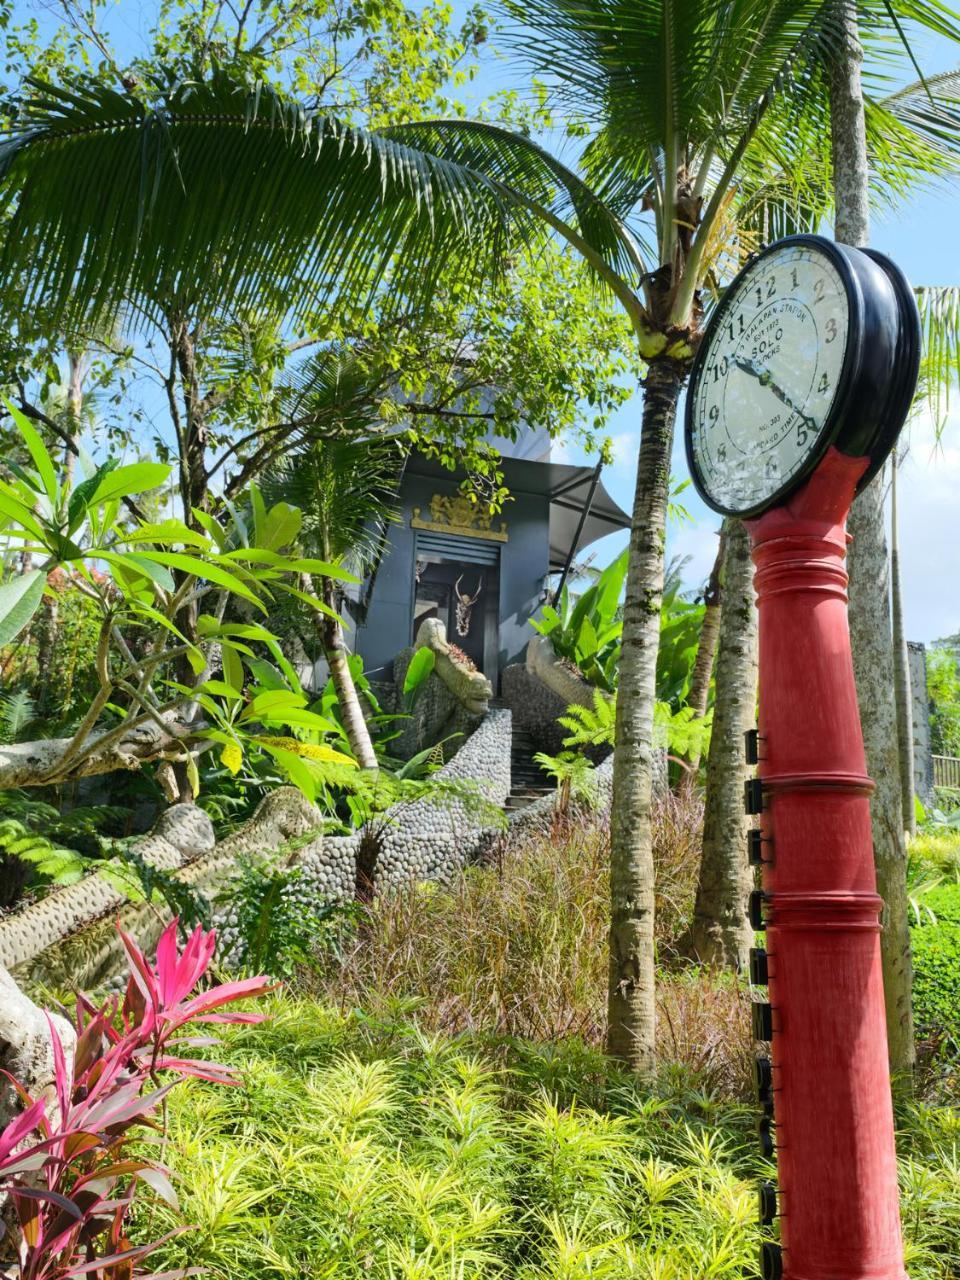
[688, 241, 850, 516]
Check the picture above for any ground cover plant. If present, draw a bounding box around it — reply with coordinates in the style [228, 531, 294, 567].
[141, 996, 960, 1280]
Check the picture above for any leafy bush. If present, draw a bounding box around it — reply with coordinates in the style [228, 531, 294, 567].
[530, 551, 627, 692]
[928, 646, 960, 758]
[218, 851, 359, 977]
[911, 920, 960, 1048]
[915, 882, 960, 928]
[140, 997, 960, 1280]
[0, 920, 271, 1276]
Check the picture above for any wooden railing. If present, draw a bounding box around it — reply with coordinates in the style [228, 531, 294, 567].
[933, 754, 960, 789]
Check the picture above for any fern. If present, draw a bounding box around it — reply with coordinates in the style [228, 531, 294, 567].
[0, 817, 87, 885]
[558, 691, 616, 750]
[532, 751, 599, 814]
[0, 688, 38, 742]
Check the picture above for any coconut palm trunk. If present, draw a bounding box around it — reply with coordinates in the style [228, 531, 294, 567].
[830, 0, 915, 1083]
[317, 575, 378, 770]
[607, 360, 685, 1070]
[688, 518, 758, 969]
[891, 453, 916, 837]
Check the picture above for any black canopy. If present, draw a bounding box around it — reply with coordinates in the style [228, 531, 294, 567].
[406, 453, 630, 571]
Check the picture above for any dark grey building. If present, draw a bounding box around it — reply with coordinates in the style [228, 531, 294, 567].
[351, 434, 630, 686]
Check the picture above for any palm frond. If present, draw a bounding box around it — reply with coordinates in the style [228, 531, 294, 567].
[0, 70, 540, 330]
[382, 118, 651, 306]
[261, 425, 404, 573]
[915, 285, 960, 430]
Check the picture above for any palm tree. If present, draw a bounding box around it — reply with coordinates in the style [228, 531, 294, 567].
[829, 0, 919, 1082]
[688, 518, 757, 969]
[2, 11, 958, 1072]
[263, 431, 405, 770]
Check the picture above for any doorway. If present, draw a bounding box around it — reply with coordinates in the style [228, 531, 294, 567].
[413, 537, 500, 676]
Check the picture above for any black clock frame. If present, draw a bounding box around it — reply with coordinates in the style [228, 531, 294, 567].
[684, 234, 921, 518]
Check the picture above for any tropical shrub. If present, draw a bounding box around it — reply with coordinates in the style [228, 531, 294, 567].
[141, 997, 960, 1280]
[0, 403, 360, 802]
[530, 550, 627, 692]
[218, 851, 359, 978]
[532, 749, 599, 813]
[928, 646, 960, 759]
[0, 919, 270, 1276]
[558, 688, 711, 763]
[911, 921, 960, 1050]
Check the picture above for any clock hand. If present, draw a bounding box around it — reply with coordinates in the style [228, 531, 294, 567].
[734, 357, 818, 437]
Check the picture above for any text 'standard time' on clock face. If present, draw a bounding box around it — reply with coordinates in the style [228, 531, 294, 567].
[690, 243, 850, 512]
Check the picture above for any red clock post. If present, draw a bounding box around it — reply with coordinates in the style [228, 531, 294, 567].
[745, 446, 906, 1280]
[683, 235, 920, 1280]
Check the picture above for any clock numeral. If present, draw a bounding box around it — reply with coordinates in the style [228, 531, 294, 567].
[797, 421, 810, 448]
[711, 356, 730, 382]
[727, 313, 745, 342]
[813, 278, 826, 304]
[791, 267, 799, 290]
[818, 372, 830, 393]
[709, 404, 720, 423]
[825, 317, 838, 343]
[767, 275, 777, 299]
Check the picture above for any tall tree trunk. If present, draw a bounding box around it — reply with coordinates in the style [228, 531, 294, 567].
[681, 529, 724, 784]
[830, 0, 915, 1083]
[607, 360, 684, 1073]
[688, 519, 758, 968]
[891, 453, 916, 836]
[168, 320, 213, 801]
[36, 352, 84, 714]
[319, 575, 378, 770]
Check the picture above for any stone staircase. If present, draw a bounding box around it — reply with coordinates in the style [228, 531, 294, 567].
[505, 724, 554, 814]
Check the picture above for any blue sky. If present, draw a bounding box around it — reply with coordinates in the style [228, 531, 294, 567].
[13, 2, 960, 642]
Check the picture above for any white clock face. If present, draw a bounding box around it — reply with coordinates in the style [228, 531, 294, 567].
[689, 242, 851, 514]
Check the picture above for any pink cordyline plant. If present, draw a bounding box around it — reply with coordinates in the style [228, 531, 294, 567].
[0, 920, 272, 1279]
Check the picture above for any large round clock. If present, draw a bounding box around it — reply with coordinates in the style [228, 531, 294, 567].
[684, 234, 920, 518]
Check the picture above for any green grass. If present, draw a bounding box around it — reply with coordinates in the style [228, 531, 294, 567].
[142, 996, 960, 1280]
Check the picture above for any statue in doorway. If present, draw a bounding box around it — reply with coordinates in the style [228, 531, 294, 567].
[454, 575, 483, 637]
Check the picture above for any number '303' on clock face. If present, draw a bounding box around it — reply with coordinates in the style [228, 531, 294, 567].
[688, 242, 850, 515]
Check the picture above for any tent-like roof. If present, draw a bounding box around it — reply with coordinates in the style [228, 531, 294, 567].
[406, 453, 630, 572]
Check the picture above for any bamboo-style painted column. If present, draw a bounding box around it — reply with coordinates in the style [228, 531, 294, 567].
[744, 446, 906, 1280]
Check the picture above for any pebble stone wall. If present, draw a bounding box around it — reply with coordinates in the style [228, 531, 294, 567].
[217, 710, 514, 958]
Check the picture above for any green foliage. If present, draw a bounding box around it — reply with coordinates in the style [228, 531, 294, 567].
[532, 750, 599, 813]
[557, 690, 711, 760]
[912, 826, 960, 877]
[0, 790, 137, 906]
[403, 646, 437, 707]
[115, 841, 213, 933]
[218, 853, 360, 979]
[911, 920, 960, 1049]
[530, 550, 627, 692]
[0, 688, 37, 741]
[0, 405, 362, 801]
[928, 646, 960, 758]
[558, 691, 616, 750]
[142, 995, 960, 1280]
[914, 883, 960, 929]
[656, 571, 708, 712]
